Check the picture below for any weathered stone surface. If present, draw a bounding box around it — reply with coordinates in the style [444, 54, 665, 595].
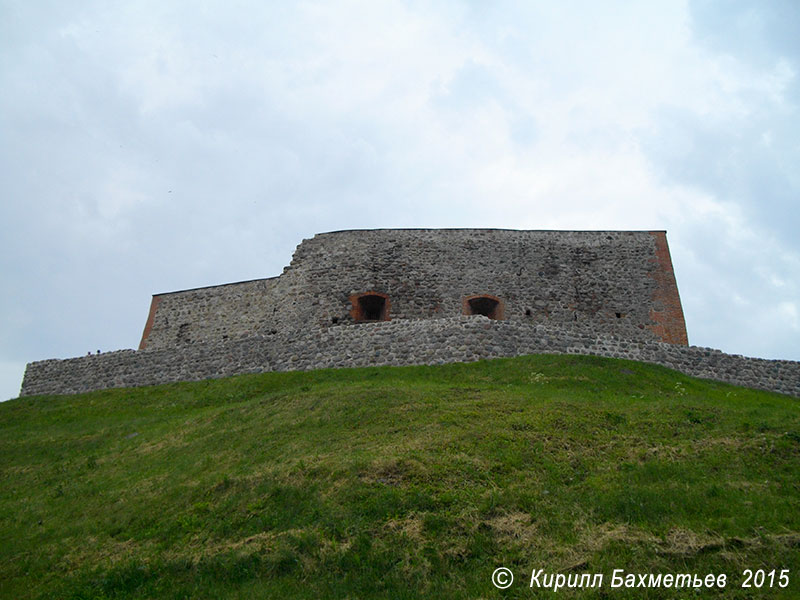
[138, 229, 688, 349]
[22, 229, 796, 399]
[20, 317, 800, 398]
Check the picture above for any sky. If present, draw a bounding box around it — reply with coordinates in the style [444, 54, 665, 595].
[1, 0, 798, 400]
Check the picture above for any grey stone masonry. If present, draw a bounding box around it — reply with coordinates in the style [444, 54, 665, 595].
[21, 317, 800, 398]
[139, 229, 688, 350]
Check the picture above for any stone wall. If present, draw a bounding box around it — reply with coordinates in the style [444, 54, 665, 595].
[22, 317, 799, 398]
[139, 277, 281, 349]
[139, 229, 688, 350]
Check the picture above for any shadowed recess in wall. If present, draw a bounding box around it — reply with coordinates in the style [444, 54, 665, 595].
[351, 292, 390, 322]
[464, 294, 504, 320]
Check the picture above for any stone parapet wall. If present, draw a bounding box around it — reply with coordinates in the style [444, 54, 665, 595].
[21, 317, 799, 398]
[140, 277, 282, 349]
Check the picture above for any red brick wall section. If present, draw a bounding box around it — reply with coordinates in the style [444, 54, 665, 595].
[648, 232, 688, 345]
[138, 296, 162, 349]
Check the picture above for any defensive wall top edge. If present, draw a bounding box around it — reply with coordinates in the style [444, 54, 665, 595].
[312, 227, 668, 236]
[152, 275, 280, 297]
[312, 227, 667, 242]
[150, 229, 672, 297]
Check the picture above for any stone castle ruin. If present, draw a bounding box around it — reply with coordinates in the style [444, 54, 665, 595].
[139, 229, 688, 350]
[20, 229, 800, 397]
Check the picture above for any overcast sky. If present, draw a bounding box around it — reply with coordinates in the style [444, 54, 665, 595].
[2, 0, 798, 400]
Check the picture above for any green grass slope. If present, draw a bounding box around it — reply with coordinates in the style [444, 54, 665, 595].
[1, 355, 799, 599]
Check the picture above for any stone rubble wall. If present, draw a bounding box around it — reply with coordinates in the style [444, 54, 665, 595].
[21, 317, 799, 398]
[141, 229, 688, 349]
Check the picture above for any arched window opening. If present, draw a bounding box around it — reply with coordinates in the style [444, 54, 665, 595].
[350, 292, 391, 322]
[463, 294, 504, 320]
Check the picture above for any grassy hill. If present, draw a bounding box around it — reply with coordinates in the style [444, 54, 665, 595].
[1, 355, 798, 599]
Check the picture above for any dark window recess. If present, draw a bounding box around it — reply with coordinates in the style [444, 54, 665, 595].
[350, 292, 391, 322]
[359, 295, 385, 320]
[463, 295, 503, 320]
